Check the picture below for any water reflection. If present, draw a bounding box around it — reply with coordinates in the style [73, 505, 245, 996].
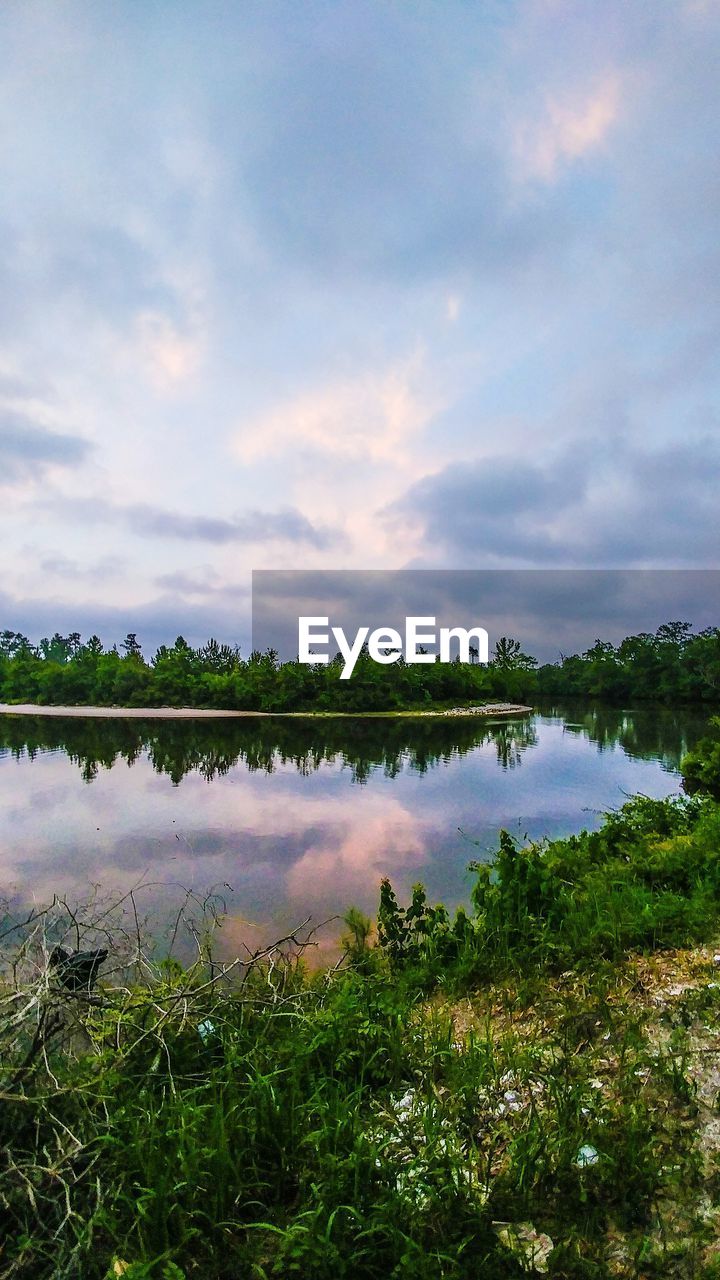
[0, 703, 702, 785]
[0, 705, 708, 949]
[545, 702, 703, 765]
[0, 712, 541, 784]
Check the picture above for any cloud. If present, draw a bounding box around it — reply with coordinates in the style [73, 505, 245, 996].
[0, 412, 91, 483]
[135, 311, 203, 389]
[234, 358, 440, 467]
[512, 74, 622, 184]
[386, 437, 720, 567]
[39, 495, 342, 550]
[128, 503, 338, 548]
[384, 449, 586, 562]
[285, 805, 428, 904]
[38, 553, 125, 582]
[0, 0, 719, 636]
[154, 570, 246, 598]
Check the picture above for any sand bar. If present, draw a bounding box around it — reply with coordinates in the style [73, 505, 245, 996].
[0, 702, 533, 720]
[0, 703, 266, 719]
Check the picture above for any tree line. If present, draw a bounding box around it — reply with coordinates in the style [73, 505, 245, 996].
[0, 620, 718, 711]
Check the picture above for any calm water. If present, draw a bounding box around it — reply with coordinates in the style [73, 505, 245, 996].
[0, 704, 708, 954]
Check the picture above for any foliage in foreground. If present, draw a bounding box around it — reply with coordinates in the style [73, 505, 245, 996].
[681, 715, 720, 798]
[3, 776, 720, 1278]
[378, 792, 720, 985]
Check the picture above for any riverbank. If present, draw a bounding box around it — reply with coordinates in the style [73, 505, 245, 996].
[3, 777, 720, 1278]
[0, 701, 533, 719]
[5, 930, 720, 1278]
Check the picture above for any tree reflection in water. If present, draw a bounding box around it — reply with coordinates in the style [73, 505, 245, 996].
[0, 702, 707, 786]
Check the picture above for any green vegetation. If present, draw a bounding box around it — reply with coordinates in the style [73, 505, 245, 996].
[1, 620, 719, 711]
[539, 622, 720, 705]
[0, 629, 534, 712]
[681, 716, 720, 798]
[378, 792, 718, 982]
[2, 735, 720, 1277]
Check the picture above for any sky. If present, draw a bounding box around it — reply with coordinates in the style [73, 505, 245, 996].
[1, 0, 719, 653]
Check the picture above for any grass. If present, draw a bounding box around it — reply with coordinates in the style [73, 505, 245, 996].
[3, 786, 720, 1278]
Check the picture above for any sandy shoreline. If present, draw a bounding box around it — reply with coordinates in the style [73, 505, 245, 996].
[0, 703, 266, 719]
[0, 702, 533, 720]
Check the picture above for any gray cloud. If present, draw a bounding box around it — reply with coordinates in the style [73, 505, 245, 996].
[0, 413, 91, 483]
[153, 571, 244, 597]
[128, 503, 338, 549]
[41, 495, 342, 550]
[386, 437, 720, 567]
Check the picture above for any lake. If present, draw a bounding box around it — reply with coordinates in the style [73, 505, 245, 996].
[0, 704, 708, 957]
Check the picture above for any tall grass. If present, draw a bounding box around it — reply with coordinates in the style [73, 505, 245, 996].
[378, 793, 720, 986]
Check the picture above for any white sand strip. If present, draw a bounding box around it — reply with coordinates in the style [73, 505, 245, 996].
[0, 703, 266, 719]
[0, 702, 533, 720]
